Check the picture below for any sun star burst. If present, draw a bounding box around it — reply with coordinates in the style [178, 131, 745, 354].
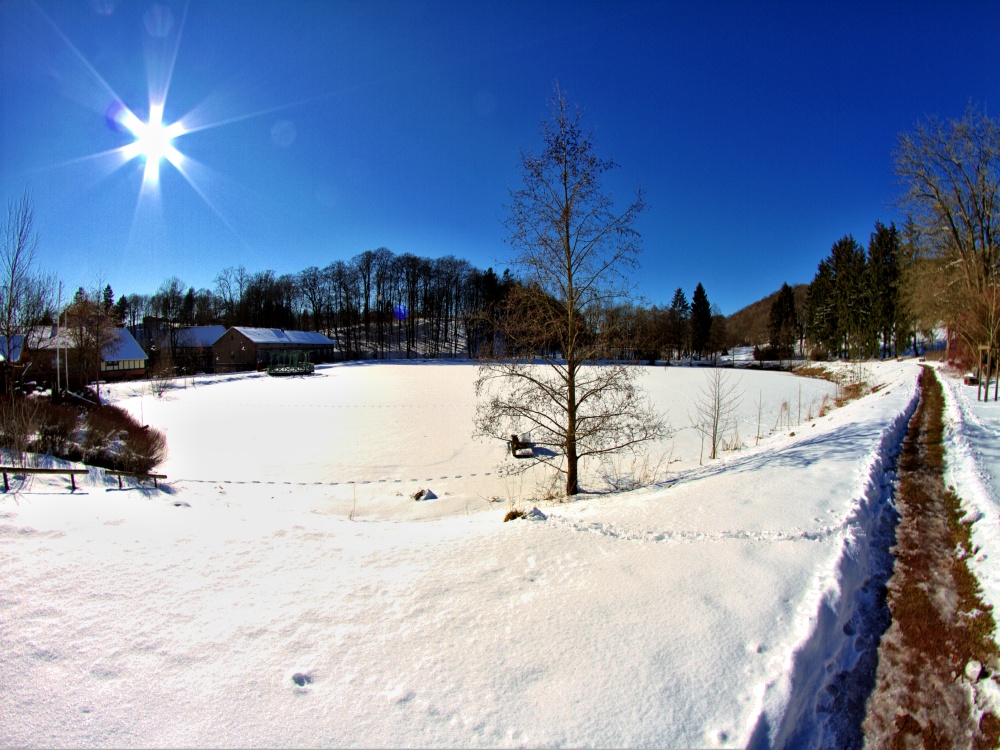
[117, 102, 187, 188]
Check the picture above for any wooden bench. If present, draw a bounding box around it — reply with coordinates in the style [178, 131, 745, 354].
[104, 470, 168, 489]
[0, 466, 90, 492]
[509, 434, 535, 459]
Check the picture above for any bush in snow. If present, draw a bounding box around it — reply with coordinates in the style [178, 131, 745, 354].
[0, 396, 42, 466]
[82, 404, 167, 472]
[30, 400, 79, 457]
[0, 396, 167, 474]
[119, 425, 167, 473]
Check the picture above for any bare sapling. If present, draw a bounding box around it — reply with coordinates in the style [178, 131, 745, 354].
[772, 399, 791, 433]
[755, 390, 764, 446]
[691, 368, 743, 461]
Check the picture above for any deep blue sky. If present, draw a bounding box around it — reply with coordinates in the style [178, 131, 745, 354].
[2, 0, 998, 315]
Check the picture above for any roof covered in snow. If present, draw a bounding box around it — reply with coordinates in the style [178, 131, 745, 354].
[29, 326, 75, 351]
[163, 326, 227, 348]
[30, 326, 147, 361]
[103, 327, 148, 361]
[230, 327, 335, 346]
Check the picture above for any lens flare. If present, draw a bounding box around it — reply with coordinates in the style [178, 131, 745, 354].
[115, 100, 187, 188]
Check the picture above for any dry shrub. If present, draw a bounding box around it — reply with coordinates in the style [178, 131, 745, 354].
[836, 381, 868, 407]
[817, 394, 833, 417]
[0, 397, 42, 466]
[30, 401, 80, 456]
[808, 345, 830, 361]
[794, 364, 835, 382]
[119, 426, 167, 473]
[0, 397, 166, 474]
[82, 404, 131, 459]
[83, 404, 167, 472]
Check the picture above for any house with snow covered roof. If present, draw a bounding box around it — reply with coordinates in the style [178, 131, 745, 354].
[22, 326, 148, 388]
[156, 325, 227, 374]
[99, 327, 148, 379]
[212, 327, 337, 373]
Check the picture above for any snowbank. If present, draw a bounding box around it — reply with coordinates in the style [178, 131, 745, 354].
[938, 367, 1000, 618]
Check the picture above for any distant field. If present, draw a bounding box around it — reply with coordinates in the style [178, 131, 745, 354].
[104, 362, 839, 510]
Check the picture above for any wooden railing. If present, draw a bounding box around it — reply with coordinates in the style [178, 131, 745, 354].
[104, 470, 167, 489]
[0, 467, 90, 492]
[0, 467, 168, 492]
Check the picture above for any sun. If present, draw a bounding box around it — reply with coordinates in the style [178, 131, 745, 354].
[114, 101, 187, 188]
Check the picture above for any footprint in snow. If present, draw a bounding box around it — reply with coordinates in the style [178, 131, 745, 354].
[291, 671, 313, 690]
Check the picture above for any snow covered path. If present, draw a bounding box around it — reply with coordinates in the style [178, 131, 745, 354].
[0, 362, 930, 747]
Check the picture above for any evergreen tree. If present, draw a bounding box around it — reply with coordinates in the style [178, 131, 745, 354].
[830, 235, 872, 358]
[181, 287, 196, 326]
[112, 295, 128, 326]
[768, 282, 798, 359]
[690, 283, 712, 356]
[806, 258, 838, 357]
[665, 287, 689, 359]
[867, 221, 901, 357]
[102, 284, 114, 312]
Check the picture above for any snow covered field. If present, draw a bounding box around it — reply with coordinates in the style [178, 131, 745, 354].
[1, 360, 996, 747]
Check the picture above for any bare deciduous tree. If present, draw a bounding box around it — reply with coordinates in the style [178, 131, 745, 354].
[895, 104, 999, 362]
[691, 368, 743, 462]
[474, 87, 666, 496]
[65, 286, 119, 404]
[1, 191, 55, 392]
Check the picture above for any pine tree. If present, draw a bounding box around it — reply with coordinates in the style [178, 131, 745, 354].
[665, 287, 690, 360]
[690, 283, 712, 357]
[768, 282, 798, 359]
[867, 222, 901, 357]
[806, 258, 838, 357]
[830, 235, 871, 358]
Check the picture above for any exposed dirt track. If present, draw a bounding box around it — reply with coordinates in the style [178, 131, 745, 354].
[863, 367, 1000, 749]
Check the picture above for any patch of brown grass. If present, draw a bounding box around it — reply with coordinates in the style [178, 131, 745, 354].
[864, 367, 999, 747]
[835, 380, 868, 407]
[793, 364, 835, 382]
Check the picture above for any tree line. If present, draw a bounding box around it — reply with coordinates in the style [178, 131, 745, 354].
[804, 221, 906, 360]
[112, 252, 736, 365]
[111, 252, 517, 360]
[630, 283, 728, 363]
[800, 104, 998, 373]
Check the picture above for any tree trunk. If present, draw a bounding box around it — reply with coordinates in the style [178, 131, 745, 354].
[565, 365, 579, 495]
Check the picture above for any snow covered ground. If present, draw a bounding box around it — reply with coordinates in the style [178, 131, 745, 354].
[1, 360, 995, 747]
[939, 369, 1000, 619]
